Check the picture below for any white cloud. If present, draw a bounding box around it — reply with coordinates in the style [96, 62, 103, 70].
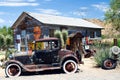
[79, 7, 88, 10]
[72, 7, 88, 17]
[92, 2, 109, 12]
[8, 20, 13, 24]
[0, 18, 5, 23]
[73, 11, 86, 17]
[36, 8, 62, 15]
[44, 0, 52, 1]
[0, 0, 39, 6]
[0, 12, 5, 15]
[6, 0, 24, 2]
[27, 0, 36, 2]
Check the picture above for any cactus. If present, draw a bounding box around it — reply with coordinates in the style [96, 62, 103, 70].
[54, 30, 64, 48]
[54, 30, 68, 49]
[62, 30, 68, 45]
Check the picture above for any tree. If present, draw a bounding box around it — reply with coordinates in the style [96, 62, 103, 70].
[0, 26, 13, 50]
[105, 0, 120, 31]
[8, 27, 13, 36]
[0, 34, 5, 50]
[5, 35, 13, 47]
[0, 26, 13, 36]
[0, 26, 8, 36]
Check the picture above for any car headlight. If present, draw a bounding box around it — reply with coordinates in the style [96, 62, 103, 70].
[9, 54, 13, 59]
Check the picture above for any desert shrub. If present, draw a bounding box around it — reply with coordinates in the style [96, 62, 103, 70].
[94, 48, 110, 67]
[91, 39, 112, 51]
[5, 35, 13, 46]
[0, 34, 5, 49]
[117, 38, 120, 47]
[4, 48, 17, 60]
[0, 51, 5, 60]
[101, 35, 107, 39]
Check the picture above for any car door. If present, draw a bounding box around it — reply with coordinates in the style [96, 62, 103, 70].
[34, 41, 53, 64]
[39, 40, 59, 64]
[50, 40, 60, 63]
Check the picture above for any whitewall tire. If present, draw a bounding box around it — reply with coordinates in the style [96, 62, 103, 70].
[63, 60, 78, 74]
[5, 63, 21, 77]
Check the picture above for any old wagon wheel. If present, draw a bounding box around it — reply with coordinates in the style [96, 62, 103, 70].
[102, 58, 117, 70]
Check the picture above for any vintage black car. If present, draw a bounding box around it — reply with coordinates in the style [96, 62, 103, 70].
[4, 38, 83, 77]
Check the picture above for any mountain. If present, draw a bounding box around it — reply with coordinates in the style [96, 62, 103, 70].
[84, 19, 119, 38]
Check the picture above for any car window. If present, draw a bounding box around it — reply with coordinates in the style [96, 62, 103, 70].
[35, 40, 59, 51]
[35, 42, 44, 50]
[51, 41, 59, 50]
[35, 41, 51, 50]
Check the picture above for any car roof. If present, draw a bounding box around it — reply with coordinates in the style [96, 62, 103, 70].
[35, 37, 59, 42]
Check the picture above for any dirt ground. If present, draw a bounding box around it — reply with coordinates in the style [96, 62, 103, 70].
[0, 58, 120, 80]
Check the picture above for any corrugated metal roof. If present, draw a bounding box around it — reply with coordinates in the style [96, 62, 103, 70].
[27, 12, 103, 29]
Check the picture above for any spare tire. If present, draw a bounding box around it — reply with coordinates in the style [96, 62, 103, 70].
[102, 58, 117, 70]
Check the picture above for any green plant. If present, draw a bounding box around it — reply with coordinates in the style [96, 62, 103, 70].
[94, 48, 110, 67]
[5, 35, 13, 47]
[91, 40, 112, 51]
[117, 38, 120, 47]
[105, 0, 120, 31]
[0, 34, 5, 49]
[54, 30, 68, 48]
[62, 30, 68, 45]
[101, 35, 106, 39]
[54, 30, 64, 48]
[5, 48, 17, 60]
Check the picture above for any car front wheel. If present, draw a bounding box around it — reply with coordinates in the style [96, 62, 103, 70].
[5, 63, 21, 77]
[63, 60, 78, 74]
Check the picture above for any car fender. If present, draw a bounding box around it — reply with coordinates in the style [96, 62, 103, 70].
[4, 60, 24, 69]
[60, 54, 79, 66]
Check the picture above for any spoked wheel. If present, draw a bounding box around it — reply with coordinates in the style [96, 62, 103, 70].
[63, 60, 78, 74]
[102, 58, 117, 70]
[5, 63, 21, 77]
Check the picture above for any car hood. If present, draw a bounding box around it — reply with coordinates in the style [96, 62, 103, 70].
[58, 49, 75, 57]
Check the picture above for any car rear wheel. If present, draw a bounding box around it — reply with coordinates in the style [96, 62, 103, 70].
[102, 58, 117, 70]
[5, 63, 21, 77]
[63, 60, 78, 74]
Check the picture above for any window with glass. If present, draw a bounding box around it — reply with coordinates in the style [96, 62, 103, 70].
[90, 31, 95, 38]
[35, 40, 59, 51]
[49, 29, 54, 37]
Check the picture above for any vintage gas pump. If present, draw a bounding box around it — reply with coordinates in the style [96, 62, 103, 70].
[16, 35, 21, 52]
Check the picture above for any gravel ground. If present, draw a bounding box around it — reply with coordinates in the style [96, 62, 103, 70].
[0, 58, 120, 80]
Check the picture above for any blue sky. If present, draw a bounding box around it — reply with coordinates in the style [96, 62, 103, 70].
[0, 0, 110, 27]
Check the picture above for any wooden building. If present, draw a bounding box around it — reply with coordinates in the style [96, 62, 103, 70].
[11, 12, 103, 52]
